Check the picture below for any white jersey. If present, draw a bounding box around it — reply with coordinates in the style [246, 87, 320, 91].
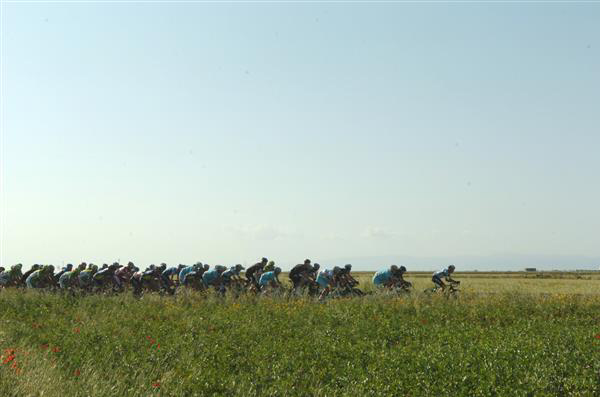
[433, 268, 450, 279]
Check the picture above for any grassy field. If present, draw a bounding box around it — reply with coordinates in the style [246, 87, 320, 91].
[1, 274, 599, 396]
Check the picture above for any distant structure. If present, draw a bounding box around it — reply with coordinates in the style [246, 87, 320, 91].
[525, 268, 537, 272]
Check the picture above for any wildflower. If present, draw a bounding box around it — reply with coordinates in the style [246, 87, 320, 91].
[595, 334, 600, 340]
[41, 344, 49, 350]
[156, 344, 160, 349]
[74, 327, 80, 334]
[74, 369, 81, 376]
[3, 354, 15, 364]
[152, 382, 160, 388]
[421, 319, 428, 325]
[52, 347, 61, 353]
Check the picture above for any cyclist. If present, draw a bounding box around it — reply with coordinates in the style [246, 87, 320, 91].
[54, 264, 73, 283]
[59, 268, 82, 290]
[289, 259, 313, 289]
[259, 267, 282, 292]
[161, 264, 186, 292]
[21, 264, 42, 285]
[115, 262, 138, 290]
[245, 257, 268, 289]
[181, 263, 209, 288]
[432, 265, 459, 291]
[79, 264, 99, 290]
[202, 265, 227, 289]
[373, 265, 410, 289]
[316, 266, 341, 300]
[0, 264, 23, 287]
[26, 265, 54, 289]
[93, 263, 120, 290]
[222, 264, 245, 285]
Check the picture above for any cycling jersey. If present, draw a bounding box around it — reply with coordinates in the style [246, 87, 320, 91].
[316, 269, 334, 288]
[26, 270, 44, 288]
[59, 271, 79, 289]
[202, 269, 220, 286]
[433, 269, 450, 279]
[179, 266, 196, 284]
[259, 271, 278, 286]
[373, 269, 393, 286]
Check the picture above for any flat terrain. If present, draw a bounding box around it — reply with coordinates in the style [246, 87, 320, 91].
[1, 273, 599, 396]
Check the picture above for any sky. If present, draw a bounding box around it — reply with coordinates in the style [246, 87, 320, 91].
[1, 2, 599, 271]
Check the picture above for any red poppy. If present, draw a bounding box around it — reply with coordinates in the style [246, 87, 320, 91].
[2, 354, 15, 364]
[420, 319, 428, 325]
[595, 334, 600, 340]
[41, 344, 49, 350]
[74, 369, 81, 376]
[152, 382, 160, 388]
[156, 344, 160, 349]
[52, 347, 61, 353]
[74, 327, 80, 334]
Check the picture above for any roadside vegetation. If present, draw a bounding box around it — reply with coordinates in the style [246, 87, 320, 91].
[1, 276, 599, 396]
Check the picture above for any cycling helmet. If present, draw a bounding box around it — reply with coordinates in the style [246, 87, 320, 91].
[91, 264, 98, 272]
[304, 259, 311, 264]
[46, 265, 55, 273]
[333, 266, 342, 274]
[399, 265, 407, 272]
[390, 265, 399, 272]
[344, 264, 352, 271]
[261, 257, 268, 263]
[448, 265, 456, 271]
[14, 263, 23, 271]
[101, 264, 109, 269]
[235, 264, 245, 271]
[312, 263, 320, 271]
[274, 267, 282, 274]
[203, 264, 209, 271]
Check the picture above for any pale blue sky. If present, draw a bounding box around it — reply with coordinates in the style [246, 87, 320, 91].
[1, 3, 599, 270]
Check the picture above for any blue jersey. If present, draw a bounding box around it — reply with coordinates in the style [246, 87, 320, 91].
[433, 269, 450, 279]
[202, 269, 220, 286]
[179, 266, 195, 284]
[316, 269, 334, 288]
[259, 271, 277, 286]
[373, 269, 393, 286]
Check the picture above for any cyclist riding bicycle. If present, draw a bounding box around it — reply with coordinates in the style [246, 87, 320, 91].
[0, 264, 23, 287]
[245, 257, 268, 289]
[259, 267, 282, 292]
[59, 268, 82, 290]
[21, 264, 42, 286]
[26, 265, 54, 289]
[161, 264, 186, 292]
[316, 266, 342, 300]
[202, 265, 227, 289]
[78, 265, 98, 290]
[373, 265, 410, 289]
[432, 265, 459, 291]
[289, 259, 313, 288]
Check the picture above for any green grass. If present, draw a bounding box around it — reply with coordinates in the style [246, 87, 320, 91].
[1, 285, 599, 396]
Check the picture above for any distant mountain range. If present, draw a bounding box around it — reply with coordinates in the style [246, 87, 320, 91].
[322, 254, 600, 272]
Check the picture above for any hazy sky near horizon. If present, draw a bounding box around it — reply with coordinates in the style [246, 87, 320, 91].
[1, 3, 599, 269]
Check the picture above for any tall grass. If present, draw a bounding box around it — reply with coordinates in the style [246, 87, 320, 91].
[1, 288, 599, 396]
